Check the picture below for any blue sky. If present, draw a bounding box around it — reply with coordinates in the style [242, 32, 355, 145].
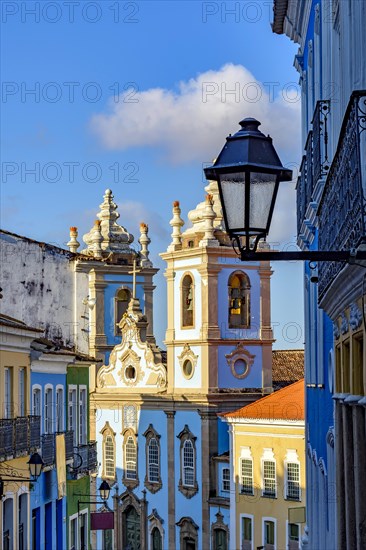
[1, 0, 304, 349]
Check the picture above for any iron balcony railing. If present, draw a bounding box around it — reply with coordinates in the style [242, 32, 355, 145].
[41, 431, 76, 466]
[41, 433, 56, 466]
[74, 441, 98, 474]
[318, 91, 366, 300]
[297, 156, 307, 236]
[65, 430, 74, 461]
[0, 416, 41, 461]
[297, 100, 331, 236]
[312, 100, 330, 183]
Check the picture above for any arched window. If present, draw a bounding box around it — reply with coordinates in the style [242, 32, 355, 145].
[44, 386, 53, 434]
[151, 527, 162, 550]
[228, 271, 251, 328]
[148, 439, 159, 482]
[183, 440, 195, 486]
[182, 274, 194, 327]
[115, 288, 131, 333]
[143, 424, 162, 493]
[101, 423, 116, 480]
[125, 436, 137, 480]
[177, 425, 198, 498]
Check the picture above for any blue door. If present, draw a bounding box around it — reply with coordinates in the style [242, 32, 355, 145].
[45, 503, 52, 550]
[56, 499, 63, 550]
[32, 508, 41, 550]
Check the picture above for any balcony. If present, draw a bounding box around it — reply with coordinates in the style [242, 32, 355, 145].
[0, 416, 41, 462]
[65, 430, 74, 461]
[41, 431, 76, 467]
[297, 100, 330, 238]
[41, 433, 55, 466]
[318, 91, 366, 301]
[73, 441, 98, 475]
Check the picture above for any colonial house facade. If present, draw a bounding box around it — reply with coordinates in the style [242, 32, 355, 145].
[273, 1, 366, 548]
[222, 379, 306, 550]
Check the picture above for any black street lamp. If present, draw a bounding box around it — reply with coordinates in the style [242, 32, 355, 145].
[76, 480, 112, 512]
[0, 451, 44, 499]
[27, 452, 44, 479]
[98, 480, 111, 501]
[204, 117, 366, 263]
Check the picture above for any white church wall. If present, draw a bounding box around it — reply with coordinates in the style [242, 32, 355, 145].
[174, 345, 202, 388]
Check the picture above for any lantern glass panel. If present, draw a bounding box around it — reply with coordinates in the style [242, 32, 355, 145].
[219, 173, 245, 232]
[249, 172, 277, 230]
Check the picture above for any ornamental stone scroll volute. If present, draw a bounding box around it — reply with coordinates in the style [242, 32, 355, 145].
[225, 342, 255, 379]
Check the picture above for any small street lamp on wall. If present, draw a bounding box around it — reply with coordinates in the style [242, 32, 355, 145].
[0, 452, 44, 499]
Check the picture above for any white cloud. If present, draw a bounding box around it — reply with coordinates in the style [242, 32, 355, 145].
[90, 64, 301, 245]
[90, 63, 301, 165]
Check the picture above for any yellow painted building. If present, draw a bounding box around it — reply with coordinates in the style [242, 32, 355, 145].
[0, 314, 42, 550]
[222, 379, 306, 550]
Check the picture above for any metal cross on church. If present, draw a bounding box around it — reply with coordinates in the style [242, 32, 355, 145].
[129, 258, 141, 299]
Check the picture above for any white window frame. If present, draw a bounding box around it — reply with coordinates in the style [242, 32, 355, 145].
[18, 367, 25, 416]
[44, 384, 53, 434]
[285, 461, 301, 501]
[147, 437, 160, 483]
[240, 513, 254, 550]
[68, 385, 77, 446]
[239, 447, 253, 495]
[69, 512, 78, 550]
[221, 467, 230, 493]
[286, 520, 301, 550]
[79, 385, 87, 445]
[32, 385, 42, 421]
[262, 517, 277, 550]
[261, 449, 276, 498]
[104, 433, 116, 479]
[125, 435, 137, 480]
[4, 367, 12, 418]
[285, 450, 301, 501]
[79, 508, 88, 550]
[56, 385, 64, 432]
[182, 439, 195, 487]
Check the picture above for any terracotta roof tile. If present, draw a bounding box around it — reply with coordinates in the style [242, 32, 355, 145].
[272, 349, 304, 390]
[222, 379, 304, 421]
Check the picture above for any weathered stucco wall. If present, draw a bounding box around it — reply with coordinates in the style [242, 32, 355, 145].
[0, 231, 89, 353]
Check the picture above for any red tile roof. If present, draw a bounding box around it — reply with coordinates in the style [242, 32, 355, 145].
[272, 349, 304, 390]
[222, 379, 304, 421]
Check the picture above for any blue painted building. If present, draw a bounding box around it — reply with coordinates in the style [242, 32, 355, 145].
[29, 344, 70, 550]
[273, 0, 366, 547]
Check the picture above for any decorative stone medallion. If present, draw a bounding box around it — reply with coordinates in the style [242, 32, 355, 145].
[225, 342, 255, 380]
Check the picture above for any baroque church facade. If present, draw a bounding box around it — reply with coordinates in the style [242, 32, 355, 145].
[87, 182, 276, 550]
